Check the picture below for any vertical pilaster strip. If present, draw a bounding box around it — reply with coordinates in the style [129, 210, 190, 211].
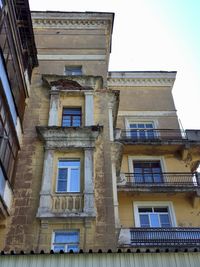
[37, 149, 54, 215]
[84, 148, 95, 215]
[84, 92, 94, 126]
[111, 162, 120, 228]
[48, 87, 59, 126]
[108, 103, 114, 141]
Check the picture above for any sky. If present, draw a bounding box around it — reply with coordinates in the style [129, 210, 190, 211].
[29, 0, 200, 129]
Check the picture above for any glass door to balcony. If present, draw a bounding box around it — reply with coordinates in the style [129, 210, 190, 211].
[133, 161, 163, 183]
[129, 122, 155, 140]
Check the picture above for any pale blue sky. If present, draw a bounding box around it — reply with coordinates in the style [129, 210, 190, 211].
[29, 0, 200, 129]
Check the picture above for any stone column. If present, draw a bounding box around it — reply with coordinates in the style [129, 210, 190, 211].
[37, 149, 54, 216]
[84, 149, 95, 215]
[108, 103, 114, 141]
[84, 92, 94, 126]
[48, 88, 59, 126]
[111, 162, 120, 228]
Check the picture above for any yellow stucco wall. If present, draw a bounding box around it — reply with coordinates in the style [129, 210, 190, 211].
[118, 193, 200, 228]
[121, 154, 191, 173]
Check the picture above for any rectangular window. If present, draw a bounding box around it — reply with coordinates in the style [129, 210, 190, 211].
[64, 66, 82, 76]
[138, 207, 171, 228]
[62, 108, 81, 127]
[129, 122, 155, 140]
[57, 160, 80, 193]
[52, 231, 79, 252]
[133, 161, 162, 183]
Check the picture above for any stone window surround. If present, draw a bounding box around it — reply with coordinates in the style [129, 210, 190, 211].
[133, 201, 177, 227]
[48, 89, 94, 127]
[37, 147, 95, 218]
[51, 230, 80, 252]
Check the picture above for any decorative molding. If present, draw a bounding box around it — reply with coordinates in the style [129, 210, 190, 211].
[37, 54, 106, 61]
[42, 75, 103, 91]
[107, 78, 175, 87]
[118, 111, 177, 116]
[32, 14, 113, 31]
[36, 126, 103, 150]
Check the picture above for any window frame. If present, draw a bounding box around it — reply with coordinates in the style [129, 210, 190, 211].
[51, 230, 80, 252]
[62, 107, 82, 127]
[128, 156, 166, 183]
[133, 201, 177, 228]
[56, 159, 80, 193]
[125, 118, 159, 140]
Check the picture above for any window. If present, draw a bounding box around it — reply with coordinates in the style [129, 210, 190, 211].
[129, 122, 155, 140]
[62, 108, 81, 127]
[64, 66, 82, 76]
[57, 160, 80, 193]
[138, 207, 171, 227]
[52, 231, 79, 252]
[133, 161, 163, 183]
[134, 202, 176, 228]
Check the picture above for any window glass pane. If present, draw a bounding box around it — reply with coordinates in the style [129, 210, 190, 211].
[150, 214, 160, 227]
[160, 214, 171, 227]
[135, 174, 143, 183]
[139, 214, 150, 227]
[57, 180, 67, 192]
[129, 124, 137, 128]
[57, 169, 67, 192]
[67, 245, 79, 252]
[65, 66, 82, 75]
[138, 124, 145, 128]
[72, 117, 81, 127]
[69, 168, 80, 192]
[55, 232, 79, 243]
[59, 161, 80, 168]
[63, 108, 81, 115]
[62, 116, 71, 127]
[154, 207, 168, 212]
[146, 124, 153, 129]
[138, 208, 152, 212]
[53, 245, 65, 252]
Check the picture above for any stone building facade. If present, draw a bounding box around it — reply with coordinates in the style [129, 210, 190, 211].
[2, 11, 200, 253]
[0, 0, 37, 248]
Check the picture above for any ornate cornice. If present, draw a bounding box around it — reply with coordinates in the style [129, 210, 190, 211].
[107, 72, 176, 87]
[31, 12, 114, 31]
[107, 78, 175, 87]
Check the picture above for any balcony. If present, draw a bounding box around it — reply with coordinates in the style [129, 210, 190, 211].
[118, 172, 200, 192]
[51, 194, 83, 213]
[115, 129, 187, 143]
[118, 228, 200, 248]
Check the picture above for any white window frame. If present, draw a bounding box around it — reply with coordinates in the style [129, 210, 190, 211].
[128, 156, 166, 183]
[51, 230, 79, 252]
[125, 118, 159, 139]
[133, 201, 177, 228]
[56, 159, 80, 193]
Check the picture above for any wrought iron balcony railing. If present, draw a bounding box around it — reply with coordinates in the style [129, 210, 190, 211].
[118, 172, 200, 189]
[116, 129, 187, 142]
[130, 228, 200, 247]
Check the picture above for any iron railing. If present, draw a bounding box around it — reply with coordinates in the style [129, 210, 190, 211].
[130, 227, 200, 247]
[119, 172, 199, 188]
[117, 129, 187, 142]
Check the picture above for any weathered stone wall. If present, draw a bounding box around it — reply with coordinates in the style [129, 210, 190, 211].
[4, 69, 49, 252]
